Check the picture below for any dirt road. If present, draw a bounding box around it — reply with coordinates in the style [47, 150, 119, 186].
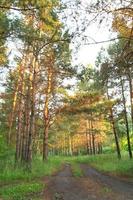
[43, 164, 133, 200]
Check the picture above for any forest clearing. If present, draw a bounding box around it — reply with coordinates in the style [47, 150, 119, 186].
[0, 0, 133, 199]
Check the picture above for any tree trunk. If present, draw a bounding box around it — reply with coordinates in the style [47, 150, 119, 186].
[89, 120, 92, 155]
[120, 77, 132, 158]
[91, 119, 95, 155]
[21, 86, 30, 163]
[107, 84, 121, 159]
[92, 133, 95, 155]
[110, 108, 121, 159]
[8, 83, 19, 145]
[43, 118, 49, 160]
[68, 134, 72, 156]
[86, 120, 90, 154]
[15, 104, 22, 163]
[107, 95, 121, 159]
[26, 60, 36, 168]
[86, 130, 90, 154]
[15, 63, 25, 163]
[128, 72, 133, 133]
[43, 63, 53, 160]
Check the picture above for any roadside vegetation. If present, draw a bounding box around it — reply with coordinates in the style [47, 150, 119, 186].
[70, 162, 84, 177]
[0, 182, 44, 200]
[0, 157, 64, 200]
[2, 154, 133, 183]
[0, 156, 64, 184]
[73, 154, 133, 178]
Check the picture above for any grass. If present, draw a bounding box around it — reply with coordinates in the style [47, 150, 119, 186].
[0, 153, 133, 199]
[71, 162, 84, 177]
[0, 156, 64, 183]
[0, 182, 44, 200]
[1, 153, 133, 186]
[0, 156, 64, 199]
[57, 153, 133, 178]
[101, 186, 112, 194]
[71, 154, 133, 177]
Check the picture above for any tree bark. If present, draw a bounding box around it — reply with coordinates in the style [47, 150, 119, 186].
[107, 88, 121, 159]
[43, 62, 53, 160]
[120, 77, 132, 158]
[91, 118, 95, 155]
[89, 120, 93, 155]
[128, 72, 133, 133]
[110, 108, 121, 159]
[43, 118, 49, 160]
[15, 63, 25, 163]
[85, 129, 90, 154]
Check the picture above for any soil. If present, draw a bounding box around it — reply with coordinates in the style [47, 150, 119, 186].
[43, 164, 133, 200]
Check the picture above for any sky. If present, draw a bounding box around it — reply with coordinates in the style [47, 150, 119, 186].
[62, 0, 116, 67]
[71, 27, 112, 66]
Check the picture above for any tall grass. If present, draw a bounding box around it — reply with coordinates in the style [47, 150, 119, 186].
[0, 182, 44, 200]
[0, 153, 133, 184]
[71, 154, 133, 177]
[0, 156, 64, 183]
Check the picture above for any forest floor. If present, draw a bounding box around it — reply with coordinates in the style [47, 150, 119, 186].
[43, 163, 133, 200]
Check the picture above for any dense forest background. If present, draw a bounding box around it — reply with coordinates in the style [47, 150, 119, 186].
[0, 0, 133, 173]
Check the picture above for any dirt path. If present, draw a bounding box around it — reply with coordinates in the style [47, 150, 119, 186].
[81, 164, 133, 199]
[43, 164, 133, 200]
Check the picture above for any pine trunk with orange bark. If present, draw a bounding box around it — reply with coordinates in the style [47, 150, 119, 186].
[43, 61, 53, 160]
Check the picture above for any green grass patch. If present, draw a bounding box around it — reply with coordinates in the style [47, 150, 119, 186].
[0, 182, 44, 200]
[71, 163, 83, 177]
[101, 186, 112, 194]
[57, 153, 133, 178]
[70, 154, 133, 177]
[0, 156, 64, 183]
